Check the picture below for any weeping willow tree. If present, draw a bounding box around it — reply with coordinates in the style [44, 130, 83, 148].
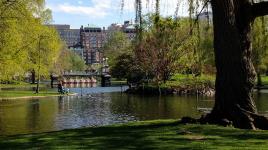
[122, 0, 268, 129]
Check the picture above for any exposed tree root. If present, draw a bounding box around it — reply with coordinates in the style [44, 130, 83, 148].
[181, 105, 268, 130]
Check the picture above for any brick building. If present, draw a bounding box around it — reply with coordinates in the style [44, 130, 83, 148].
[80, 25, 107, 65]
[107, 21, 136, 41]
[50, 21, 136, 65]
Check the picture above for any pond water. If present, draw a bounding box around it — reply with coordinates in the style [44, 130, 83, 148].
[0, 86, 268, 135]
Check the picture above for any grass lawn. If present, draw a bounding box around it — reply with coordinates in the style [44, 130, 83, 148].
[0, 83, 46, 88]
[0, 83, 69, 98]
[111, 78, 127, 85]
[165, 74, 215, 88]
[1, 120, 268, 149]
[0, 90, 62, 98]
[261, 76, 268, 85]
[166, 74, 268, 87]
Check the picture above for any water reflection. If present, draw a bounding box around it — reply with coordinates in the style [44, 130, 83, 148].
[254, 93, 268, 115]
[0, 88, 268, 135]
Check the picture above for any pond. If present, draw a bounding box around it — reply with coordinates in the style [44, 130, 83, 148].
[0, 86, 268, 135]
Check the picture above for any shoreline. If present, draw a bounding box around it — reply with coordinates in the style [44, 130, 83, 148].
[126, 85, 215, 97]
[0, 93, 78, 100]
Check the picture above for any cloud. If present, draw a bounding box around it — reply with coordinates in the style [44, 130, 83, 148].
[119, 0, 189, 17]
[47, 0, 118, 18]
[46, 0, 192, 20]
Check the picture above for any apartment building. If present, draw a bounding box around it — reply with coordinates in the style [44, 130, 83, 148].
[48, 24, 80, 47]
[80, 25, 106, 65]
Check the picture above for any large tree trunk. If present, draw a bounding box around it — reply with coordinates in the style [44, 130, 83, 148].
[200, 0, 268, 129]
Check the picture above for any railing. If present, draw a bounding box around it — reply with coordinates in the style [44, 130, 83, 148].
[63, 71, 99, 76]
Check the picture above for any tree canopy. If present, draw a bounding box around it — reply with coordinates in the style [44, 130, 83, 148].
[0, 0, 61, 82]
[122, 0, 268, 129]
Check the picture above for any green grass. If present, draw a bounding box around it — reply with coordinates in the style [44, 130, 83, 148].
[1, 120, 268, 149]
[0, 90, 61, 98]
[166, 74, 268, 87]
[261, 76, 268, 85]
[0, 83, 64, 98]
[165, 74, 215, 88]
[0, 82, 46, 88]
[111, 79, 127, 85]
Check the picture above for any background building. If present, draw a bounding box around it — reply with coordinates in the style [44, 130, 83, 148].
[48, 24, 80, 47]
[107, 21, 136, 41]
[50, 21, 136, 65]
[69, 42, 84, 59]
[80, 25, 106, 65]
[121, 21, 136, 41]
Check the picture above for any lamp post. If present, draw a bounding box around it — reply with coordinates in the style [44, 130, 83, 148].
[101, 57, 111, 87]
[102, 57, 109, 74]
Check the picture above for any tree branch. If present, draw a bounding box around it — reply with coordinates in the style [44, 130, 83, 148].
[252, 1, 268, 18]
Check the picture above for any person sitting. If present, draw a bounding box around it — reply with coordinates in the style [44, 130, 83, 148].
[58, 82, 65, 94]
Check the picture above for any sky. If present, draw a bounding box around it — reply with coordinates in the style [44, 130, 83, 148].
[46, 0, 189, 29]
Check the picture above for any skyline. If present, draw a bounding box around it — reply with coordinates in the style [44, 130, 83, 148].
[46, 0, 189, 29]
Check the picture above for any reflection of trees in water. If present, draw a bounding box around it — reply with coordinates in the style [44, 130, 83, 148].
[26, 99, 40, 129]
[58, 96, 65, 114]
[0, 105, 3, 134]
[1, 93, 268, 135]
[109, 94, 210, 120]
[254, 93, 268, 114]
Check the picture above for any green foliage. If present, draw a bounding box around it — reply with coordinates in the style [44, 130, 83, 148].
[68, 52, 86, 71]
[28, 26, 62, 78]
[102, 31, 132, 67]
[261, 75, 268, 85]
[194, 20, 215, 74]
[252, 17, 268, 74]
[54, 48, 86, 74]
[110, 53, 144, 83]
[103, 30, 143, 83]
[0, 0, 61, 82]
[165, 74, 215, 89]
[136, 16, 199, 83]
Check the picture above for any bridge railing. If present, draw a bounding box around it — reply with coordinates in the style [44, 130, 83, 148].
[63, 71, 99, 76]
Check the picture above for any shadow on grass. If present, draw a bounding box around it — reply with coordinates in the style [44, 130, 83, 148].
[1, 121, 268, 149]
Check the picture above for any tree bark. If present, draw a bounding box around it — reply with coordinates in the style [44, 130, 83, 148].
[31, 70, 35, 84]
[202, 0, 268, 129]
[50, 74, 54, 88]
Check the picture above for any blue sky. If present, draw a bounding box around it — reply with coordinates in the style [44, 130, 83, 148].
[46, 0, 188, 29]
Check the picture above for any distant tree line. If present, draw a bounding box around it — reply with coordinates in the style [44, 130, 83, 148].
[103, 13, 268, 88]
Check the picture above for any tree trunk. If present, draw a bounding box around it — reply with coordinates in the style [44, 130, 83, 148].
[50, 74, 54, 88]
[31, 70, 35, 84]
[201, 0, 268, 129]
